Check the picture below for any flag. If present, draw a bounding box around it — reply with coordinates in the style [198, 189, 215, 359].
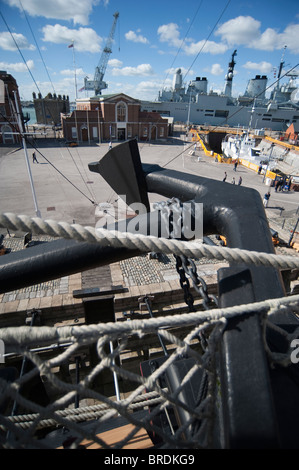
[68, 43, 74, 48]
[78, 86, 85, 92]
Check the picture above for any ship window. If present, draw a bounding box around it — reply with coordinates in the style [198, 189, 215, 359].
[205, 114, 213, 116]
[272, 118, 285, 123]
[262, 118, 271, 121]
[263, 114, 272, 117]
[205, 109, 214, 112]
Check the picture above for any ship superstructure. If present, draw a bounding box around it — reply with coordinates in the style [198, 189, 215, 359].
[141, 50, 299, 131]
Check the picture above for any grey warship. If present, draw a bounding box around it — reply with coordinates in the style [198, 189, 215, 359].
[141, 49, 299, 131]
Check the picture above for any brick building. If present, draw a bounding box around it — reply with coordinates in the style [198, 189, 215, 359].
[61, 93, 170, 143]
[33, 92, 70, 125]
[0, 71, 22, 145]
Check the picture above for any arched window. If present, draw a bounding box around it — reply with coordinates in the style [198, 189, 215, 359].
[116, 102, 127, 122]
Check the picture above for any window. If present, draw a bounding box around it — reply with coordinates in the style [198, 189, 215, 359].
[160, 127, 164, 137]
[215, 110, 229, 118]
[127, 126, 132, 138]
[116, 102, 127, 122]
[71, 127, 77, 138]
[92, 126, 98, 139]
[143, 127, 148, 137]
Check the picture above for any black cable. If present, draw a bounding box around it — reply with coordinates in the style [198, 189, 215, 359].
[161, 0, 204, 91]
[18, 0, 56, 95]
[0, 9, 42, 96]
[29, 146, 96, 205]
[182, 0, 231, 83]
[161, 63, 299, 169]
[0, 110, 95, 205]
[208, 62, 299, 134]
[66, 145, 98, 203]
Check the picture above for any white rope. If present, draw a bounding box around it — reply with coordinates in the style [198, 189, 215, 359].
[1, 212, 299, 270]
[1, 212, 299, 449]
[1, 293, 299, 347]
[0, 389, 166, 430]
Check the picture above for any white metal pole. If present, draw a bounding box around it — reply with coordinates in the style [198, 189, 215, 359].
[14, 91, 41, 218]
[109, 341, 121, 401]
[71, 41, 78, 100]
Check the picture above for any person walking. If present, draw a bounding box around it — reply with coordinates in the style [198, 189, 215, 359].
[231, 177, 235, 184]
[238, 176, 242, 185]
[263, 191, 271, 207]
[233, 160, 238, 171]
[223, 171, 227, 182]
[109, 141, 112, 150]
[32, 151, 38, 163]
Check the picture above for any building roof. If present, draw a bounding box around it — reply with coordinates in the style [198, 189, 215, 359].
[99, 93, 140, 104]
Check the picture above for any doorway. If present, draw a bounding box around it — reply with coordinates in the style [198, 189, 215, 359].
[151, 126, 156, 141]
[81, 127, 88, 141]
[117, 128, 125, 141]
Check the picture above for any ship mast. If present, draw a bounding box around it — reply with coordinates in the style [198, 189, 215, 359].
[276, 45, 287, 91]
[224, 50, 237, 97]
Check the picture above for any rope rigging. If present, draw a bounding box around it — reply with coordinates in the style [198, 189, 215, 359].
[1, 211, 299, 272]
[18, 0, 56, 95]
[0, 9, 42, 96]
[0, 110, 96, 205]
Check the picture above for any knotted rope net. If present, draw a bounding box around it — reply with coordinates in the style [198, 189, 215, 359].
[0, 213, 299, 449]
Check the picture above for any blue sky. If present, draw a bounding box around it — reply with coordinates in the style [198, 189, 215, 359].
[0, 0, 298, 102]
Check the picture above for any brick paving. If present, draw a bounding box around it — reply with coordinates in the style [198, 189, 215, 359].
[0, 230, 224, 321]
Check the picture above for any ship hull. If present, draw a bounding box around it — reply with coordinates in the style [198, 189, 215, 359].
[141, 96, 298, 131]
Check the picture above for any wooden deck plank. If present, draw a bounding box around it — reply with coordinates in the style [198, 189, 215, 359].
[79, 423, 153, 449]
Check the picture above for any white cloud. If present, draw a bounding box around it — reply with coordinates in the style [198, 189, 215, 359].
[158, 23, 227, 55]
[279, 24, 299, 54]
[157, 23, 182, 48]
[250, 28, 281, 51]
[134, 80, 161, 98]
[0, 59, 34, 73]
[60, 67, 85, 76]
[41, 24, 102, 52]
[125, 30, 149, 44]
[184, 40, 228, 55]
[216, 15, 299, 54]
[215, 16, 261, 47]
[4, 0, 104, 25]
[111, 64, 154, 77]
[165, 66, 193, 76]
[108, 59, 123, 68]
[0, 32, 35, 51]
[107, 79, 161, 100]
[210, 64, 224, 76]
[243, 61, 273, 74]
